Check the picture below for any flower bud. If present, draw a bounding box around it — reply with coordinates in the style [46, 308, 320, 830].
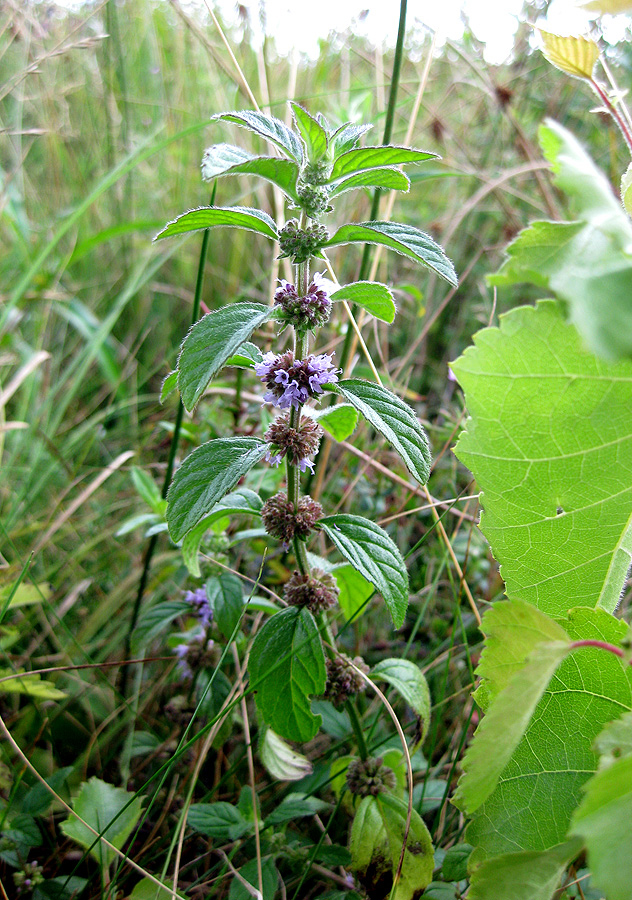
[346, 756, 397, 797]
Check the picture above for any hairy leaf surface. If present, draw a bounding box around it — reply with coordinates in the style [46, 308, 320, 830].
[181, 489, 262, 577]
[325, 221, 457, 286]
[201, 143, 299, 200]
[372, 658, 431, 745]
[318, 514, 408, 628]
[155, 206, 278, 242]
[248, 607, 326, 742]
[214, 110, 303, 162]
[329, 146, 436, 182]
[330, 281, 397, 323]
[167, 438, 266, 541]
[290, 103, 328, 161]
[330, 168, 410, 196]
[452, 300, 632, 618]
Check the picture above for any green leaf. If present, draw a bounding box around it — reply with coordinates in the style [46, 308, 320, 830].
[454, 640, 571, 815]
[0, 668, 65, 700]
[248, 607, 326, 742]
[570, 753, 632, 900]
[540, 31, 599, 79]
[328, 146, 437, 182]
[60, 777, 143, 868]
[452, 300, 632, 618]
[201, 142, 299, 200]
[489, 120, 632, 361]
[325, 221, 457, 287]
[160, 370, 178, 403]
[330, 168, 410, 197]
[224, 341, 263, 369]
[331, 379, 430, 484]
[22, 767, 74, 816]
[467, 841, 582, 900]
[131, 467, 162, 513]
[330, 122, 373, 157]
[334, 563, 374, 621]
[154, 206, 278, 242]
[474, 600, 570, 709]
[207, 573, 243, 640]
[290, 102, 328, 161]
[377, 793, 434, 900]
[181, 489, 263, 577]
[312, 404, 358, 442]
[350, 796, 386, 873]
[131, 600, 190, 652]
[215, 109, 304, 163]
[177, 302, 274, 411]
[259, 728, 313, 781]
[464, 608, 632, 862]
[33, 875, 89, 900]
[441, 843, 473, 882]
[330, 281, 397, 323]
[265, 792, 328, 826]
[127, 877, 174, 900]
[318, 514, 409, 628]
[166, 437, 266, 542]
[0, 582, 50, 610]
[187, 802, 250, 840]
[372, 658, 431, 746]
[229, 857, 279, 900]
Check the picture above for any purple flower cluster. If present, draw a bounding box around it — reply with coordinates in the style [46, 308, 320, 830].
[183, 587, 212, 629]
[255, 350, 339, 410]
[273, 275, 332, 331]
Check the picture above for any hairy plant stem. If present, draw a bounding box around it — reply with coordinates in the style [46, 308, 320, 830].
[121, 228, 210, 697]
[591, 78, 632, 155]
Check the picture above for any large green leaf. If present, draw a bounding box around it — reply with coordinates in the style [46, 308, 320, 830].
[318, 514, 409, 628]
[181, 489, 262, 577]
[248, 607, 326, 742]
[331, 379, 430, 484]
[570, 713, 632, 900]
[325, 221, 457, 286]
[330, 281, 397, 323]
[60, 778, 143, 868]
[290, 102, 328, 162]
[377, 794, 434, 900]
[154, 206, 278, 242]
[334, 563, 374, 621]
[452, 300, 632, 619]
[167, 438, 266, 542]
[207, 573, 243, 640]
[463, 607, 632, 863]
[489, 120, 632, 361]
[467, 841, 582, 900]
[177, 302, 275, 411]
[312, 403, 358, 441]
[214, 110, 303, 163]
[328, 146, 437, 182]
[201, 143, 299, 200]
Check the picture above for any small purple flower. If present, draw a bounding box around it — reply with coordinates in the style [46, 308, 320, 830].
[183, 587, 212, 629]
[255, 350, 339, 410]
[174, 642, 192, 678]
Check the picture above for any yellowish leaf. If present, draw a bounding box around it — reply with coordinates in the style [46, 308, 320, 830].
[621, 161, 632, 216]
[580, 0, 632, 13]
[540, 31, 599, 80]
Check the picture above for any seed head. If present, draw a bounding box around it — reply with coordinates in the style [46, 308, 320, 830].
[283, 567, 339, 613]
[346, 756, 397, 797]
[278, 219, 329, 263]
[261, 492, 323, 546]
[264, 412, 323, 473]
[324, 654, 369, 707]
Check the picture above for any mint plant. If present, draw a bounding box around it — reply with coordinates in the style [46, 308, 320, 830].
[151, 104, 457, 898]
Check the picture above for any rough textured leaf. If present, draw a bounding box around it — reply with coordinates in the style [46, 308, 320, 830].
[468, 841, 582, 900]
[265, 793, 328, 826]
[0, 669, 65, 700]
[229, 856, 278, 900]
[187, 803, 249, 840]
[334, 563, 374, 621]
[377, 794, 434, 900]
[155, 206, 278, 242]
[593, 709, 632, 763]
[570, 754, 632, 900]
[350, 796, 386, 873]
[332, 379, 430, 483]
[215, 109, 303, 163]
[331, 122, 373, 156]
[259, 728, 313, 781]
[177, 302, 274, 410]
[540, 31, 599, 79]
[325, 221, 457, 286]
[489, 120, 632, 361]
[207, 573, 243, 640]
[452, 300, 632, 618]
[132, 600, 190, 652]
[160, 370, 178, 403]
[181, 489, 262, 577]
[290, 102, 328, 161]
[330, 281, 397, 323]
[329, 146, 437, 182]
[312, 403, 358, 441]
[248, 607, 326, 742]
[60, 778, 142, 868]
[372, 658, 431, 745]
[318, 514, 409, 628]
[330, 168, 410, 197]
[464, 608, 632, 862]
[441, 843, 473, 882]
[201, 142, 299, 200]
[167, 437, 266, 542]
